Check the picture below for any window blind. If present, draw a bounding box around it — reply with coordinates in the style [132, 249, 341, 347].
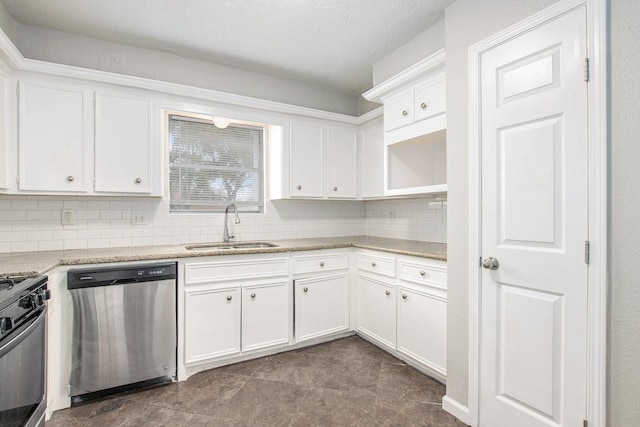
[169, 115, 264, 213]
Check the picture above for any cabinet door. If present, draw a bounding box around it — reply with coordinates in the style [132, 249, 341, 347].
[414, 79, 446, 122]
[326, 126, 357, 198]
[295, 274, 348, 342]
[397, 285, 447, 375]
[95, 92, 152, 193]
[242, 281, 289, 352]
[357, 275, 396, 349]
[184, 286, 241, 364]
[289, 121, 323, 197]
[18, 81, 88, 192]
[360, 119, 384, 198]
[0, 74, 7, 190]
[384, 91, 414, 131]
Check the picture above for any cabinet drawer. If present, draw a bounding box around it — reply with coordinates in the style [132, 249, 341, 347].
[292, 252, 349, 274]
[384, 91, 414, 131]
[185, 257, 289, 284]
[414, 79, 446, 122]
[356, 253, 395, 277]
[398, 260, 447, 289]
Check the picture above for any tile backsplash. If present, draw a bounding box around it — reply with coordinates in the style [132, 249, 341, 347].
[364, 198, 447, 243]
[0, 195, 446, 253]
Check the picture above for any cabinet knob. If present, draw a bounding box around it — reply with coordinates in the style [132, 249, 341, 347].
[333, 187, 338, 191]
[250, 293, 256, 299]
[371, 261, 377, 267]
[402, 294, 408, 300]
[135, 177, 142, 184]
[419, 270, 426, 277]
[319, 261, 325, 267]
[226, 295, 233, 301]
[303, 287, 309, 293]
[385, 290, 391, 296]
[297, 185, 302, 190]
[420, 102, 428, 110]
[66, 176, 75, 182]
[402, 110, 408, 117]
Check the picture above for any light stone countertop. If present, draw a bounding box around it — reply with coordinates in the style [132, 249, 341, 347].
[0, 236, 446, 278]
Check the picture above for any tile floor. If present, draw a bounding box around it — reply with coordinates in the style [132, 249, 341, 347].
[47, 336, 467, 426]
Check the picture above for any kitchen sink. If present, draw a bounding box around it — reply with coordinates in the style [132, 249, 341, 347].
[184, 242, 279, 250]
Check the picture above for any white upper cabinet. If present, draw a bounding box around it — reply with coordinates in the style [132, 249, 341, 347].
[94, 92, 152, 193]
[326, 126, 357, 198]
[9, 78, 160, 196]
[363, 49, 447, 197]
[18, 80, 89, 192]
[289, 121, 324, 197]
[274, 119, 358, 200]
[0, 72, 9, 191]
[359, 117, 384, 199]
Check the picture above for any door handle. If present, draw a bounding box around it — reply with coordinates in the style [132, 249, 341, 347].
[482, 257, 499, 270]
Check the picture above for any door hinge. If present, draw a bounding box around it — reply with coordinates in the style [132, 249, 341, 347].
[15, 83, 19, 96]
[16, 175, 19, 184]
[67, 384, 71, 397]
[583, 58, 590, 82]
[584, 240, 590, 264]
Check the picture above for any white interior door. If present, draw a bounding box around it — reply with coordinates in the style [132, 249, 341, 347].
[479, 7, 588, 427]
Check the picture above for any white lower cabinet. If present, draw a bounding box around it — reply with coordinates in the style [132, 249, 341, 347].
[397, 284, 447, 376]
[184, 285, 241, 364]
[357, 275, 396, 349]
[294, 273, 349, 342]
[242, 281, 289, 352]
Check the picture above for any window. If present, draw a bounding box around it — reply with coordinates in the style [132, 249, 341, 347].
[168, 114, 265, 213]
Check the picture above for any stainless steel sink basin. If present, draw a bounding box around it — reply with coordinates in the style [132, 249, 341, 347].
[184, 242, 279, 250]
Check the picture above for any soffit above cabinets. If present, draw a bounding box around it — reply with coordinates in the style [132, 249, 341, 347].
[0, 0, 454, 95]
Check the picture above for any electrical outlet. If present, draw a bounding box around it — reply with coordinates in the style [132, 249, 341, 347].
[61, 209, 75, 225]
[131, 210, 148, 225]
[388, 209, 395, 222]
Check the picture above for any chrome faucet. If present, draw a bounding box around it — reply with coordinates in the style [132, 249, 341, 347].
[223, 203, 241, 242]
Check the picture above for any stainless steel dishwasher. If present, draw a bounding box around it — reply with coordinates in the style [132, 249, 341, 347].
[67, 263, 177, 404]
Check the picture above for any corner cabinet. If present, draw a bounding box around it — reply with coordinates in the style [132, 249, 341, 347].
[9, 78, 161, 196]
[363, 49, 447, 197]
[272, 119, 357, 200]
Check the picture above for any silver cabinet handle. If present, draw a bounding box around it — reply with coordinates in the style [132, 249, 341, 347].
[303, 287, 309, 293]
[385, 290, 391, 296]
[420, 102, 428, 110]
[66, 176, 74, 182]
[333, 187, 338, 191]
[419, 270, 426, 277]
[482, 257, 499, 270]
[402, 110, 408, 117]
[297, 185, 302, 190]
[402, 294, 408, 300]
[371, 261, 377, 267]
[250, 293, 256, 299]
[135, 177, 142, 184]
[226, 295, 233, 301]
[319, 261, 325, 267]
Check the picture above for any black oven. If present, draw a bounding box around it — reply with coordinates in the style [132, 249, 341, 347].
[0, 276, 49, 427]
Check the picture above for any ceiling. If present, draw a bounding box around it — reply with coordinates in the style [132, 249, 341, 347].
[0, 0, 452, 94]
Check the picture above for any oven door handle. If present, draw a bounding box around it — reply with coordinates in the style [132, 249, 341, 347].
[0, 307, 46, 359]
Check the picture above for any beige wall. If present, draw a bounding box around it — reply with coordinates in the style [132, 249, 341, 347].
[12, 25, 359, 116]
[609, 0, 640, 425]
[371, 19, 445, 86]
[0, 2, 15, 42]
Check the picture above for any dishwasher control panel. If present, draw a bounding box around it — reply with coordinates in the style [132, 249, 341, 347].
[68, 263, 177, 289]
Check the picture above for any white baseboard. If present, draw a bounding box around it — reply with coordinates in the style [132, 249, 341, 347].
[442, 395, 470, 425]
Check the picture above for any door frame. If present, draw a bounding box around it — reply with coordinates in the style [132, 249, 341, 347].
[467, 0, 608, 426]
